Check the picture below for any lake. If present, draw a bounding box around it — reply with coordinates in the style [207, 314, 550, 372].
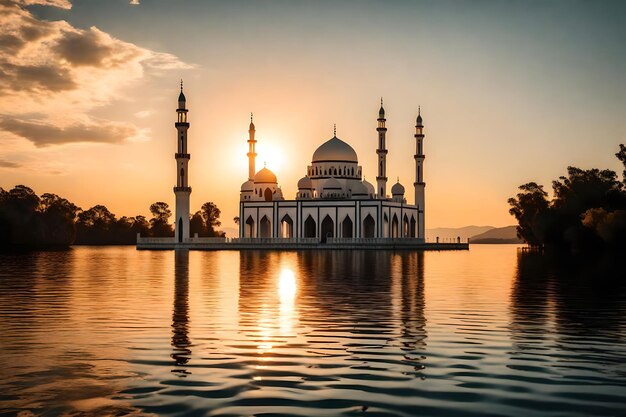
[0, 245, 625, 416]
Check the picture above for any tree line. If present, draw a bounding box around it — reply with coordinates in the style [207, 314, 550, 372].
[508, 144, 626, 252]
[0, 185, 223, 248]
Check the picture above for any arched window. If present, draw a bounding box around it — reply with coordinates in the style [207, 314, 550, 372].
[334, 168, 337, 175]
[264, 188, 272, 201]
[351, 167, 354, 176]
[260, 215, 271, 237]
[321, 215, 334, 243]
[342, 215, 353, 238]
[392, 214, 399, 238]
[280, 214, 294, 238]
[363, 214, 375, 238]
[410, 216, 416, 237]
[245, 216, 255, 238]
[304, 215, 316, 238]
[180, 168, 184, 178]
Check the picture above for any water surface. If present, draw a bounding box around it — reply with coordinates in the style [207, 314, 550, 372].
[0, 246, 625, 416]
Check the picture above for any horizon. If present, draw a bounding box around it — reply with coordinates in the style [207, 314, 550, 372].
[1, 0, 625, 230]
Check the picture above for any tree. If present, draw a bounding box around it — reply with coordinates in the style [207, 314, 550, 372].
[75, 205, 117, 244]
[189, 211, 206, 237]
[508, 182, 549, 247]
[201, 202, 221, 236]
[38, 193, 79, 246]
[149, 201, 173, 237]
[0, 185, 42, 246]
[616, 144, 626, 183]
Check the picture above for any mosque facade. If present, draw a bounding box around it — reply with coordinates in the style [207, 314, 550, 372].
[237, 101, 427, 241]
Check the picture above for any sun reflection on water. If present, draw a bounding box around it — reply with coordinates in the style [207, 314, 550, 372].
[278, 268, 297, 336]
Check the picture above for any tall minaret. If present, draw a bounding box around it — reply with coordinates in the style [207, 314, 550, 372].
[414, 107, 426, 239]
[247, 113, 257, 180]
[376, 98, 388, 199]
[174, 80, 191, 244]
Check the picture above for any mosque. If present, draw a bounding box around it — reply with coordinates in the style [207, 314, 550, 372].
[163, 83, 430, 248]
[237, 102, 426, 241]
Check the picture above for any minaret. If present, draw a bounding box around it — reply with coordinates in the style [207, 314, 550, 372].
[414, 107, 425, 239]
[174, 80, 191, 244]
[247, 113, 257, 180]
[376, 98, 388, 198]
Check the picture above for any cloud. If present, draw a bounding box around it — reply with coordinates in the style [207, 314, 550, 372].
[129, 0, 139, 4]
[0, 118, 139, 147]
[0, 0, 191, 148]
[0, 159, 22, 168]
[15, 0, 71, 9]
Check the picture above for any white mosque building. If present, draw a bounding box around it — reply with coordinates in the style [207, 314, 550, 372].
[237, 100, 427, 242]
[137, 84, 470, 250]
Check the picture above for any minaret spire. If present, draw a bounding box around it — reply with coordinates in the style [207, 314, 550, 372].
[174, 82, 191, 244]
[414, 107, 426, 240]
[247, 112, 257, 180]
[333, 123, 336, 137]
[376, 98, 388, 199]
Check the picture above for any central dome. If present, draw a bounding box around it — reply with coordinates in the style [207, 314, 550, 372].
[312, 136, 358, 163]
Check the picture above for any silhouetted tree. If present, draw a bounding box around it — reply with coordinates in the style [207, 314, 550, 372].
[0, 185, 42, 246]
[38, 193, 79, 246]
[509, 144, 626, 252]
[616, 144, 626, 183]
[149, 201, 173, 237]
[189, 211, 206, 236]
[201, 201, 222, 236]
[508, 182, 550, 247]
[75, 205, 117, 244]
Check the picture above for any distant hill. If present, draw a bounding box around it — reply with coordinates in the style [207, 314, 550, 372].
[469, 225, 523, 244]
[426, 225, 494, 242]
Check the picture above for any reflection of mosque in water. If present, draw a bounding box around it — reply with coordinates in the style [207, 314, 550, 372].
[171, 250, 191, 375]
[237, 250, 427, 359]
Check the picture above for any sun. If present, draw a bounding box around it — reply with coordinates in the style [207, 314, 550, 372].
[255, 137, 286, 174]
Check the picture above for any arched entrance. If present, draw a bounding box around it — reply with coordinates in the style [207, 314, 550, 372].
[321, 215, 334, 243]
[403, 214, 409, 238]
[304, 215, 316, 238]
[410, 216, 416, 237]
[260, 215, 271, 238]
[280, 214, 293, 238]
[264, 188, 273, 202]
[383, 213, 389, 238]
[341, 215, 353, 238]
[391, 214, 399, 238]
[178, 217, 183, 243]
[363, 214, 375, 238]
[245, 216, 255, 238]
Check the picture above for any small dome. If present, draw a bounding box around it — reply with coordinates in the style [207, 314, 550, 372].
[297, 176, 312, 190]
[362, 178, 375, 195]
[254, 167, 277, 184]
[392, 181, 405, 195]
[351, 181, 368, 196]
[240, 180, 254, 192]
[323, 177, 342, 190]
[312, 136, 358, 163]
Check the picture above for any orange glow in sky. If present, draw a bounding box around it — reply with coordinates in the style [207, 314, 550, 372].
[1, 1, 624, 234]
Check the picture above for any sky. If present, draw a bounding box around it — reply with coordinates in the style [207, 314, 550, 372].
[0, 0, 625, 231]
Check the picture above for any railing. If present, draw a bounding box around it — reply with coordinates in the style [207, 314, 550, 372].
[327, 237, 426, 244]
[137, 236, 175, 244]
[173, 186, 192, 192]
[186, 237, 227, 244]
[232, 237, 318, 244]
